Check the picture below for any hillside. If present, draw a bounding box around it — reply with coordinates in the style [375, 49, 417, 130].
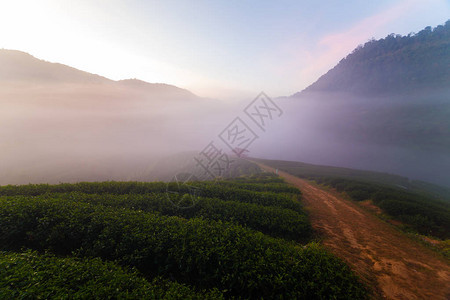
[259, 21, 450, 187]
[296, 21, 450, 96]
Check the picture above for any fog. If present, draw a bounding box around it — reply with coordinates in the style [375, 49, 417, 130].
[251, 90, 450, 187]
[1, 51, 449, 187]
[0, 80, 242, 184]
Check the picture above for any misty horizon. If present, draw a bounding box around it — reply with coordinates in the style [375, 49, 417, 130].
[1, 33, 450, 187]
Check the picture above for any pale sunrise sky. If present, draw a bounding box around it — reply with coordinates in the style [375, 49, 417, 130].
[0, 0, 449, 99]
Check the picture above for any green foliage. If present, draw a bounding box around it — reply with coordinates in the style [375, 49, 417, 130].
[0, 181, 304, 214]
[0, 176, 310, 241]
[230, 172, 286, 184]
[256, 158, 450, 238]
[0, 196, 367, 299]
[192, 184, 304, 213]
[254, 158, 450, 201]
[200, 180, 301, 194]
[0, 181, 168, 197]
[317, 177, 450, 239]
[441, 240, 450, 258]
[0, 250, 223, 299]
[304, 21, 450, 95]
[30, 191, 311, 242]
[254, 158, 410, 186]
[225, 157, 262, 178]
[0, 176, 367, 298]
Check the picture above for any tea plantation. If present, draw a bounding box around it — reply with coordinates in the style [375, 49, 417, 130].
[0, 173, 367, 299]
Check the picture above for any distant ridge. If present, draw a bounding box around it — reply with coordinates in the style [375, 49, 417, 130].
[117, 78, 198, 98]
[0, 49, 197, 98]
[0, 49, 109, 84]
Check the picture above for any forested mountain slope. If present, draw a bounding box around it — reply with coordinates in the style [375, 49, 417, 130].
[297, 21, 450, 96]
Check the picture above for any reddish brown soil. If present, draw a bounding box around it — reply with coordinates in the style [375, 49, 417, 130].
[257, 163, 450, 300]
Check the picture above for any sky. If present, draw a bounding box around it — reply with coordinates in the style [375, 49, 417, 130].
[0, 0, 449, 99]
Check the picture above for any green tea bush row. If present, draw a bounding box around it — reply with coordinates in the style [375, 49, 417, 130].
[37, 192, 311, 241]
[0, 197, 367, 299]
[197, 181, 300, 194]
[0, 250, 222, 299]
[0, 182, 303, 214]
[0, 181, 167, 197]
[192, 185, 304, 213]
[230, 172, 285, 183]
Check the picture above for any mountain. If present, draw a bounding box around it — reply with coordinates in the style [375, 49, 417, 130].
[0, 49, 197, 99]
[0, 49, 109, 84]
[295, 20, 450, 96]
[253, 21, 450, 188]
[0, 50, 227, 185]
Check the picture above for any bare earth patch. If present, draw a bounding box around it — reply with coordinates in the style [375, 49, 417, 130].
[360, 200, 383, 215]
[256, 162, 450, 300]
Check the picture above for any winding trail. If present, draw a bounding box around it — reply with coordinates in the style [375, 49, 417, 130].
[256, 162, 450, 300]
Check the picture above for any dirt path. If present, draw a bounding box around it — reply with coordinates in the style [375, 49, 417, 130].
[256, 163, 450, 300]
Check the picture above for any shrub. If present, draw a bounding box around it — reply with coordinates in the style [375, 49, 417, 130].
[0, 250, 223, 299]
[40, 192, 311, 242]
[0, 197, 367, 299]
